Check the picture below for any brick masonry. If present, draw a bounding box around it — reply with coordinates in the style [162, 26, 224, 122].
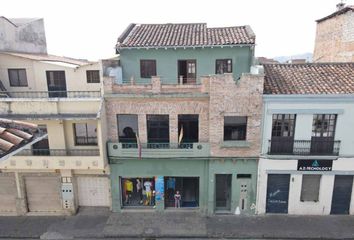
[314, 10, 354, 62]
[104, 73, 263, 158]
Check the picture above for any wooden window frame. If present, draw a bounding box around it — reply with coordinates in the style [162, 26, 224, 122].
[140, 59, 156, 78]
[8, 68, 28, 87]
[215, 59, 232, 74]
[86, 70, 100, 83]
[73, 123, 98, 146]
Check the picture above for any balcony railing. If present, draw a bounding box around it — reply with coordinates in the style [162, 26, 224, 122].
[121, 142, 194, 149]
[75, 136, 98, 146]
[108, 142, 209, 158]
[267, 139, 340, 156]
[16, 149, 100, 156]
[0, 91, 101, 98]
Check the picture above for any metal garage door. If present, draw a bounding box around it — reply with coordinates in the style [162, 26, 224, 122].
[0, 175, 17, 212]
[266, 174, 290, 214]
[25, 176, 62, 212]
[77, 176, 110, 207]
[330, 175, 353, 215]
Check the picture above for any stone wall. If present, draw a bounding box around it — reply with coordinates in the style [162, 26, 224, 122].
[314, 10, 354, 62]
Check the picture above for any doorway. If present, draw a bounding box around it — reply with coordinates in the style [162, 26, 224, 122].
[330, 175, 353, 214]
[178, 60, 196, 84]
[215, 174, 232, 211]
[270, 114, 296, 154]
[266, 174, 290, 214]
[46, 71, 67, 98]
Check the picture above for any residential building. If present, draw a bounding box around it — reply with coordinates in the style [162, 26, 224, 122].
[0, 17, 47, 54]
[0, 51, 110, 215]
[104, 23, 263, 215]
[257, 63, 354, 215]
[313, 4, 354, 62]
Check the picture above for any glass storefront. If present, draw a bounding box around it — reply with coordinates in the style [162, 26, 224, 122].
[164, 177, 199, 208]
[121, 177, 156, 207]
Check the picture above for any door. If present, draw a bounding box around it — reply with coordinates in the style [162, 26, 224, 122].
[178, 60, 196, 84]
[311, 114, 337, 155]
[25, 176, 62, 212]
[77, 177, 110, 207]
[270, 114, 296, 154]
[215, 174, 232, 211]
[266, 174, 290, 214]
[0, 174, 17, 212]
[46, 71, 67, 98]
[330, 175, 353, 214]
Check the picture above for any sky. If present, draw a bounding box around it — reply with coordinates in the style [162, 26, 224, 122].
[1, 0, 353, 61]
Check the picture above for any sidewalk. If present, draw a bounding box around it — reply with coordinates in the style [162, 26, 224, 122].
[0, 207, 354, 239]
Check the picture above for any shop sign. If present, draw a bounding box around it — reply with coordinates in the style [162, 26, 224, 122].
[155, 176, 164, 201]
[297, 160, 333, 171]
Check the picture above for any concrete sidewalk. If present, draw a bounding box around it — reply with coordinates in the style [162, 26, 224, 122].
[0, 208, 354, 239]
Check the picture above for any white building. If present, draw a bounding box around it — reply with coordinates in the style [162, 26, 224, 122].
[257, 63, 354, 215]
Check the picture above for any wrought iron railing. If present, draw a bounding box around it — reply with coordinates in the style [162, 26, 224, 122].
[16, 149, 100, 156]
[121, 142, 194, 149]
[75, 137, 98, 145]
[0, 91, 101, 98]
[267, 139, 340, 156]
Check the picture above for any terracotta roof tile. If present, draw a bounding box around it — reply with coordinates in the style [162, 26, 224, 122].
[263, 63, 354, 95]
[117, 23, 255, 49]
[0, 118, 43, 158]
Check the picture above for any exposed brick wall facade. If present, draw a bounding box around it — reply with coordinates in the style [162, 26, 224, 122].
[314, 10, 354, 62]
[104, 73, 263, 158]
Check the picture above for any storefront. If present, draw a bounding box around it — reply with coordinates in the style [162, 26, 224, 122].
[110, 158, 258, 215]
[257, 158, 354, 215]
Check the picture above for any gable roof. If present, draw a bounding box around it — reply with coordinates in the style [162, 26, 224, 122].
[0, 119, 47, 161]
[263, 63, 354, 95]
[116, 23, 255, 50]
[316, 5, 354, 23]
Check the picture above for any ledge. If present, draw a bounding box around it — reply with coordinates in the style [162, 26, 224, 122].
[220, 141, 251, 148]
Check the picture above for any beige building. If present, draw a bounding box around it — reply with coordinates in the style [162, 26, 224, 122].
[313, 4, 354, 62]
[0, 52, 110, 215]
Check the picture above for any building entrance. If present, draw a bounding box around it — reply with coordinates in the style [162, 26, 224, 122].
[164, 177, 199, 208]
[120, 177, 155, 208]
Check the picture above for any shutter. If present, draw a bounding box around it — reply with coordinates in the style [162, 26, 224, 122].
[25, 176, 62, 212]
[301, 175, 321, 201]
[0, 175, 17, 212]
[77, 177, 110, 206]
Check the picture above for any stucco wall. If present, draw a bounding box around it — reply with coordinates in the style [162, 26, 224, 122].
[120, 47, 253, 84]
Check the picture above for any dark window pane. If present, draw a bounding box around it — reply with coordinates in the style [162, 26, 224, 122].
[86, 70, 100, 83]
[224, 116, 247, 141]
[117, 114, 138, 143]
[140, 60, 156, 78]
[8, 69, 28, 87]
[74, 123, 97, 145]
[178, 114, 199, 143]
[147, 115, 169, 143]
[216, 59, 232, 74]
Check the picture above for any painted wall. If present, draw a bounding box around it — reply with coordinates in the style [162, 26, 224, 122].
[110, 158, 257, 215]
[0, 54, 101, 92]
[257, 157, 354, 215]
[0, 18, 47, 54]
[119, 47, 253, 84]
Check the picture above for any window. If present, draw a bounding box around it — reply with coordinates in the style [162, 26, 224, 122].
[224, 116, 247, 141]
[73, 123, 97, 145]
[32, 125, 49, 156]
[300, 175, 321, 202]
[86, 70, 100, 83]
[272, 114, 296, 137]
[147, 115, 169, 144]
[216, 59, 232, 74]
[312, 114, 337, 137]
[117, 114, 138, 143]
[8, 69, 28, 87]
[178, 114, 199, 144]
[140, 60, 156, 78]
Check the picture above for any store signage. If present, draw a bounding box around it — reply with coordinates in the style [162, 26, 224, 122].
[297, 160, 333, 171]
[155, 176, 164, 201]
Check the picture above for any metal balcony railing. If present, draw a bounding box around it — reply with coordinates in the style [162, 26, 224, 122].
[0, 91, 101, 98]
[121, 142, 194, 149]
[75, 137, 98, 146]
[267, 139, 340, 156]
[16, 149, 100, 156]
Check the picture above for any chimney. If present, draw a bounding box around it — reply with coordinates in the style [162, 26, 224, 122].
[336, 2, 345, 10]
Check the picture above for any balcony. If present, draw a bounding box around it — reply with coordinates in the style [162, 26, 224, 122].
[108, 142, 210, 159]
[0, 91, 101, 98]
[267, 139, 340, 156]
[16, 149, 100, 156]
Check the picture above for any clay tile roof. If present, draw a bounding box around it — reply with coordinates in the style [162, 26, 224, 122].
[263, 63, 354, 95]
[0, 118, 44, 159]
[316, 5, 354, 22]
[116, 23, 255, 49]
